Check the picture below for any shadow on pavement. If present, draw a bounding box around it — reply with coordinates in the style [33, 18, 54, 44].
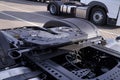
[97, 25, 119, 30]
[0, 10, 84, 22]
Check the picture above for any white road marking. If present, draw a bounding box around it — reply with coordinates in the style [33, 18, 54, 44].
[0, 3, 57, 20]
[99, 29, 119, 36]
[0, 11, 41, 26]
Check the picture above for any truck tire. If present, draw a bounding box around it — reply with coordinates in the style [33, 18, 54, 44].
[36, 0, 40, 2]
[40, 0, 45, 3]
[90, 7, 107, 26]
[49, 3, 59, 15]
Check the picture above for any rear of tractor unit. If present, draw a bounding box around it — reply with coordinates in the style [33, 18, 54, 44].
[0, 18, 120, 80]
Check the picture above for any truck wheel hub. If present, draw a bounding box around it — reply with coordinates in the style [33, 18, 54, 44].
[50, 5, 56, 14]
[93, 12, 103, 22]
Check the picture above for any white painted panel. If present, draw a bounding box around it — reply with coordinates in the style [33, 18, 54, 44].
[116, 7, 120, 26]
[81, 0, 120, 19]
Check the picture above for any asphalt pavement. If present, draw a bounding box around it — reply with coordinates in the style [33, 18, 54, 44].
[0, 0, 120, 39]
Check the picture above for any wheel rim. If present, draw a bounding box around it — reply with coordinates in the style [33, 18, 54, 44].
[93, 11, 104, 23]
[50, 4, 56, 14]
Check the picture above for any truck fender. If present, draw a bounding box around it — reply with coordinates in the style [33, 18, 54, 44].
[43, 18, 100, 39]
[43, 19, 72, 28]
[62, 18, 99, 38]
[86, 1, 108, 20]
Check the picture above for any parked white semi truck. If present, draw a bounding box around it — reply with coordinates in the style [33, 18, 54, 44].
[47, 0, 120, 26]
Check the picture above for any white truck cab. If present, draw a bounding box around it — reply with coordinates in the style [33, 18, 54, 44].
[81, 0, 120, 26]
[48, 0, 120, 26]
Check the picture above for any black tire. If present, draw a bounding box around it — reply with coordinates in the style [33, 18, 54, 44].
[40, 0, 45, 3]
[49, 3, 59, 15]
[90, 7, 107, 26]
[36, 0, 40, 2]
